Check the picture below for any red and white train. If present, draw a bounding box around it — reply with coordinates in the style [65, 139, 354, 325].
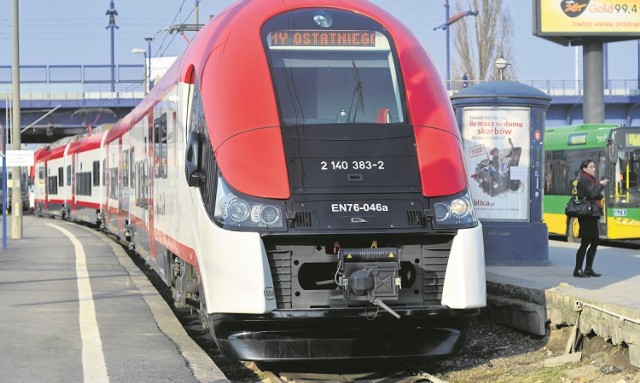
[33, 0, 486, 361]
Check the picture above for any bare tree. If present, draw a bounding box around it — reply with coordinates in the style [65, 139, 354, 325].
[452, 0, 515, 86]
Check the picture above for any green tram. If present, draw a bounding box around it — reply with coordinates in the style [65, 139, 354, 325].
[544, 123, 640, 241]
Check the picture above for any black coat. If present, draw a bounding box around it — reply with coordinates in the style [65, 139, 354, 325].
[576, 173, 604, 217]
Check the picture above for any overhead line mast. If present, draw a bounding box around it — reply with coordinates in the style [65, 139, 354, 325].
[106, 0, 118, 92]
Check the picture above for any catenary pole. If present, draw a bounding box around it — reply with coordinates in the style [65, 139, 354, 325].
[195, 0, 200, 29]
[433, 1, 478, 90]
[11, 0, 22, 239]
[145, 37, 153, 91]
[106, 1, 118, 92]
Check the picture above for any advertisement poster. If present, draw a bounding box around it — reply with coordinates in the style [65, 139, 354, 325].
[462, 107, 531, 221]
[538, 0, 640, 34]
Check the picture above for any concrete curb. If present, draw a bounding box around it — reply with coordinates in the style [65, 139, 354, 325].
[486, 280, 640, 368]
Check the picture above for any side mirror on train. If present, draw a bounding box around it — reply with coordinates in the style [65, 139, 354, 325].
[185, 131, 205, 187]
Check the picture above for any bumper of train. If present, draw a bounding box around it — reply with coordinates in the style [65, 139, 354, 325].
[209, 306, 479, 361]
[207, 225, 485, 361]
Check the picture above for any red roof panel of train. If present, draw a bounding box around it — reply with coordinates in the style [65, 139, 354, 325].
[184, 0, 466, 198]
[67, 133, 105, 154]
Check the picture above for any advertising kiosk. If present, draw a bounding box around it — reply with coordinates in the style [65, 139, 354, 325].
[451, 81, 551, 264]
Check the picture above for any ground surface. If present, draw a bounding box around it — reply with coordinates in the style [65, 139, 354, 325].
[425, 317, 640, 383]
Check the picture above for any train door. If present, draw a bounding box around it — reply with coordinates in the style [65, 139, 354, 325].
[121, 147, 130, 212]
[34, 164, 46, 215]
[71, 153, 76, 216]
[105, 140, 121, 235]
[130, 113, 153, 261]
[119, 142, 127, 213]
[44, 163, 49, 212]
[61, 145, 71, 218]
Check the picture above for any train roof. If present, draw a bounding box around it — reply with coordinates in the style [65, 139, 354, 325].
[34, 131, 106, 163]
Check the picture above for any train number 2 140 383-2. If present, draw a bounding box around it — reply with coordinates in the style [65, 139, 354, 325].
[320, 160, 385, 171]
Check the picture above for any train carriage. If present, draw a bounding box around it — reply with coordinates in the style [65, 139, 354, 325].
[33, 141, 69, 218]
[66, 132, 107, 225]
[34, 0, 486, 361]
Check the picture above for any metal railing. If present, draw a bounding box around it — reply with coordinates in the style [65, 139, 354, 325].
[1, 64, 639, 101]
[449, 79, 640, 97]
[0, 64, 145, 100]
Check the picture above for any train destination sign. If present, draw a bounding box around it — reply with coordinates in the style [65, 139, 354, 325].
[269, 30, 376, 47]
[625, 133, 640, 147]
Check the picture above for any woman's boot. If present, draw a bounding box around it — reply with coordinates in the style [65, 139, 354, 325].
[573, 268, 587, 277]
[585, 249, 601, 277]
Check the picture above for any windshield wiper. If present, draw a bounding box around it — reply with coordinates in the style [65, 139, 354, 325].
[347, 60, 365, 123]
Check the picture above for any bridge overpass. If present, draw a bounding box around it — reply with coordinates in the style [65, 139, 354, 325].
[1, 64, 640, 144]
[0, 64, 143, 144]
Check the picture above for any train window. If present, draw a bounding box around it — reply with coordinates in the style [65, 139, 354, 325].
[109, 168, 118, 199]
[122, 149, 129, 187]
[58, 167, 63, 187]
[129, 149, 135, 190]
[154, 114, 168, 179]
[188, 80, 206, 136]
[67, 165, 71, 186]
[263, 10, 404, 126]
[93, 161, 100, 187]
[76, 171, 91, 196]
[48, 176, 58, 195]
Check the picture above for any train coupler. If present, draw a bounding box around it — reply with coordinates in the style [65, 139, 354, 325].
[336, 248, 402, 318]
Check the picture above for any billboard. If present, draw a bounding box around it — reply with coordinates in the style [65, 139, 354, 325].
[534, 0, 640, 44]
[462, 107, 531, 221]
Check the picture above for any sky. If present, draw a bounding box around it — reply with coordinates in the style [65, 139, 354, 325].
[0, 0, 638, 84]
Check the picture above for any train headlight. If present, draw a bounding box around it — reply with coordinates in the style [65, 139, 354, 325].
[251, 205, 282, 226]
[214, 176, 285, 231]
[227, 198, 251, 223]
[431, 190, 478, 229]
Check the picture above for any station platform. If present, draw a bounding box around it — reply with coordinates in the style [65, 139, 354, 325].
[0, 215, 229, 383]
[486, 240, 640, 368]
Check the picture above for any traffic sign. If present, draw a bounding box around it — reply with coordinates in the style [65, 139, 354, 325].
[6, 150, 34, 167]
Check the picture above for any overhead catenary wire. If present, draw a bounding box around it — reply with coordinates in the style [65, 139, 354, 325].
[147, 0, 203, 87]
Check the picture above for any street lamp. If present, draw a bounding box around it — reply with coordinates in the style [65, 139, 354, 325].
[131, 48, 147, 95]
[495, 57, 509, 80]
[433, 0, 479, 90]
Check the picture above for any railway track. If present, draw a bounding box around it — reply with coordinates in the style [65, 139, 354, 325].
[256, 358, 448, 383]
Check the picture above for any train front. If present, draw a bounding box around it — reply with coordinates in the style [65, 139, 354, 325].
[194, 1, 486, 361]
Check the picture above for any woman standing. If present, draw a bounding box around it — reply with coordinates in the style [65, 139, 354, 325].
[574, 159, 608, 277]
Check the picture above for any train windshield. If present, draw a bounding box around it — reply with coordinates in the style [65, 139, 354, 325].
[264, 11, 404, 126]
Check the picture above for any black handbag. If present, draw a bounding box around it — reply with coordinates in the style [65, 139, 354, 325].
[565, 196, 592, 217]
